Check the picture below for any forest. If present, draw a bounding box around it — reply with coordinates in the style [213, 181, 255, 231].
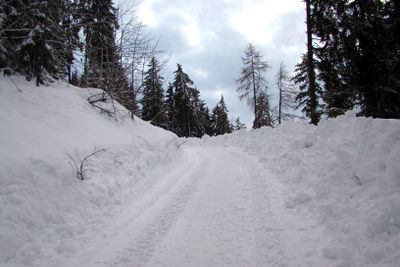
[1, 0, 399, 137]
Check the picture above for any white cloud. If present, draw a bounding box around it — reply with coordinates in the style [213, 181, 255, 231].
[180, 14, 201, 47]
[137, 0, 157, 26]
[230, 0, 304, 45]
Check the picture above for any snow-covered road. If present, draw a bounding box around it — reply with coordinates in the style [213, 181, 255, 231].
[69, 145, 332, 267]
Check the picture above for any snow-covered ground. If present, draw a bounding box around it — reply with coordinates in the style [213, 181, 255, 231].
[1, 75, 399, 266]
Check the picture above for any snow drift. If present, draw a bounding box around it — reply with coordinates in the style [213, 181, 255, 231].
[1, 75, 399, 266]
[0, 75, 178, 266]
[194, 111, 400, 266]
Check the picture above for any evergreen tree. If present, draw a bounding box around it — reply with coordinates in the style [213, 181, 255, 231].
[253, 90, 273, 128]
[308, 0, 400, 118]
[172, 64, 196, 137]
[201, 105, 213, 136]
[234, 117, 246, 131]
[211, 95, 231, 136]
[236, 43, 270, 128]
[70, 70, 80, 86]
[166, 64, 211, 137]
[165, 82, 178, 133]
[276, 62, 297, 124]
[292, 54, 323, 123]
[0, 0, 78, 85]
[79, 0, 127, 90]
[141, 57, 166, 128]
[305, 0, 319, 125]
[78, 0, 131, 114]
[190, 87, 210, 137]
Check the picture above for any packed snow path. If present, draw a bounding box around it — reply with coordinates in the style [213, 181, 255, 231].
[69, 145, 331, 267]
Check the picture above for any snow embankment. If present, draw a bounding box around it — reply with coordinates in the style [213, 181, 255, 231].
[0, 75, 178, 266]
[195, 112, 400, 266]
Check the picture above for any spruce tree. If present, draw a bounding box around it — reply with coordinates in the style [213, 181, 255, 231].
[165, 83, 177, 133]
[141, 57, 166, 128]
[234, 117, 246, 131]
[172, 64, 195, 137]
[305, 0, 319, 125]
[0, 0, 77, 85]
[190, 87, 210, 137]
[79, 0, 126, 90]
[211, 95, 231, 136]
[307, 0, 400, 118]
[292, 54, 323, 123]
[254, 90, 273, 128]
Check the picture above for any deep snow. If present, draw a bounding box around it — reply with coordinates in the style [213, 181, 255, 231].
[0, 75, 399, 266]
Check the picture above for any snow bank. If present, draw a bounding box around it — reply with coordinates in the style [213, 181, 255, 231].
[0, 75, 178, 266]
[1, 73, 399, 266]
[195, 111, 400, 266]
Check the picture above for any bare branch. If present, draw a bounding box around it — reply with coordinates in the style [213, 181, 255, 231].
[65, 147, 105, 181]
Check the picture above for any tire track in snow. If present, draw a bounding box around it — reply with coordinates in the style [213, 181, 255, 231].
[250, 167, 289, 266]
[84, 149, 205, 267]
[145, 147, 260, 267]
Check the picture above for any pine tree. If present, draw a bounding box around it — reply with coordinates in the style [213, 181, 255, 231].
[276, 62, 297, 124]
[305, 0, 319, 125]
[190, 87, 210, 137]
[0, 0, 77, 85]
[165, 83, 177, 133]
[140, 57, 166, 128]
[211, 95, 231, 136]
[292, 53, 323, 123]
[78, 0, 131, 116]
[201, 105, 213, 136]
[234, 117, 246, 131]
[79, 0, 126, 90]
[253, 90, 273, 128]
[236, 43, 270, 128]
[308, 0, 400, 118]
[173, 64, 195, 137]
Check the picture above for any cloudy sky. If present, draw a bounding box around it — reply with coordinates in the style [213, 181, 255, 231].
[131, 0, 307, 127]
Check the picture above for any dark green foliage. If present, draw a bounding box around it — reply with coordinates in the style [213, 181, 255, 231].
[164, 64, 214, 137]
[165, 83, 178, 133]
[78, 0, 131, 113]
[304, 0, 400, 119]
[304, 0, 319, 125]
[79, 0, 121, 88]
[234, 117, 246, 131]
[253, 90, 273, 128]
[172, 64, 195, 137]
[189, 87, 211, 137]
[211, 96, 232, 136]
[141, 57, 167, 128]
[0, 0, 79, 85]
[292, 53, 323, 123]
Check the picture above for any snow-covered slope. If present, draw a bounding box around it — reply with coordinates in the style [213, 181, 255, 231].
[0, 75, 178, 266]
[1, 75, 399, 266]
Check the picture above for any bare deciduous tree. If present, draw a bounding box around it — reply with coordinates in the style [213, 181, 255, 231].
[276, 62, 297, 124]
[115, 2, 166, 118]
[236, 43, 270, 128]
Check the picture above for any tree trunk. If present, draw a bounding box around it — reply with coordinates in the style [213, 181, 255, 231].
[306, 0, 318, 125]
[251, 57, 257, 124]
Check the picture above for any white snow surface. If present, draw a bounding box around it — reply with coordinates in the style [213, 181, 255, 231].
[1, 75, 399, 266]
